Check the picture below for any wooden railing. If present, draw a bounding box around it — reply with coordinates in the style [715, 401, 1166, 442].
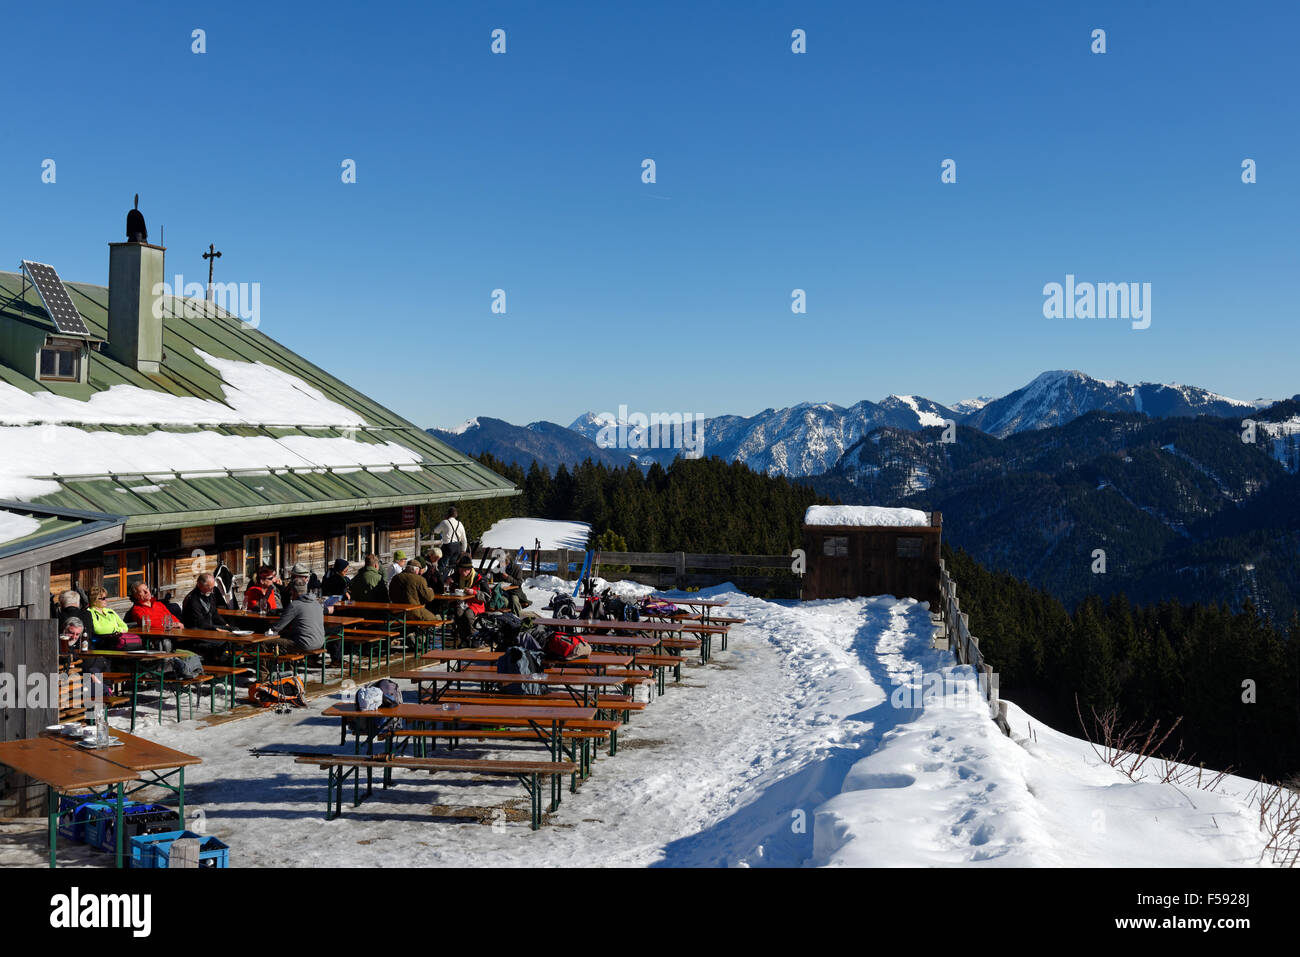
[937, 558, 1010, 735]
[520, 549, 798, 596]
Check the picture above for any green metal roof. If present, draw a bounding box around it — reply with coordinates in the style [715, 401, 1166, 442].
[0, 270, 516, 531]
[0, 500, 126, 576]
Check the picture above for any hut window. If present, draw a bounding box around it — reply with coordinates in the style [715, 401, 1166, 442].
[244, 532, 280, 581]
[345, 522, 373, 563]
[103, 547, 148, 599]
[823, 536, 848, 557]
[39, 340, 82, 381]
[896, 537, 923, 558]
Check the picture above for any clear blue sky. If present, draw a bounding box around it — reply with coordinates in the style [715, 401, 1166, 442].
[4, 1, 1296, 427]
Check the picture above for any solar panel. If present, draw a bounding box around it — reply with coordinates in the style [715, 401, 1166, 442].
[21, 260, 90, 336]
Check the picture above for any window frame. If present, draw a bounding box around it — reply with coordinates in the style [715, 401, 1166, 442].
[243, 532, 280, 583]
[344, 522, 374, 565]
[38, 338, 83, 382]
[102, 546, 149, 600]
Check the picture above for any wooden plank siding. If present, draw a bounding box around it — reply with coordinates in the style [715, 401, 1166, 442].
[0, 619, 58, 816]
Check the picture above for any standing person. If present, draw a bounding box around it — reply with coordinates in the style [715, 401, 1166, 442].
[349, 553, 388, 603]
[432, 507, 468, 574]
[321, 559, 351, 597]
[385, 551, 408, 584]
[244, 566, 283, 613]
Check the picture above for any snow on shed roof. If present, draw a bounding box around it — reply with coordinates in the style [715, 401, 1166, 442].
[804, 505, 931, 527]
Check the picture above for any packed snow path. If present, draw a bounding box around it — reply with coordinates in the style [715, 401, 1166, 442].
[2, 587, 1271, 867]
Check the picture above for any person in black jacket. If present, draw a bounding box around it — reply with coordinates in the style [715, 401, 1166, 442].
[181, 572, 230, 658]
[321, 558, 351, 597]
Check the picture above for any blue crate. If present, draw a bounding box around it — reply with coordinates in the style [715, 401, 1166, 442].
[69, 799, 139, 847]
[95, 804, 179, 853]
[129, 830, 229, 869]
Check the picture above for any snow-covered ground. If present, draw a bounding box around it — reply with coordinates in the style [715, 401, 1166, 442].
[3, 582, 1277, 868]
[480, 518, 590, 551]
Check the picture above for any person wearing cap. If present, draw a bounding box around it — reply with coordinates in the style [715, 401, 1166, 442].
[322, 559, 351, 598]
[349, 553, 388, 603]
[385, 550, 408, 584]
[447, 553, 487, 644]
[388, 555, 439, 621]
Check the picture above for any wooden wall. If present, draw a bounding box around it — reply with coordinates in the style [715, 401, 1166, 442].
[0, 619, 57, 817]
[801, 521, 943, 605]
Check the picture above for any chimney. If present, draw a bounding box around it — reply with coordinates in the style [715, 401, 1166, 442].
[107, 195, 166, 373]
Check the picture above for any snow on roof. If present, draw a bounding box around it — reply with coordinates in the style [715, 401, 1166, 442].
[0, 350, 426, 501]
[0, 350, 366, 428]
[804, 505, 930, 527]
[0, 510, 40, 546]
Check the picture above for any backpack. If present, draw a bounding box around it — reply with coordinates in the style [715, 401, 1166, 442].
[98, 633, 143, 651]
[579, 595, 606, 621]
[167, 650, 204, 679]
[248, 672, 306, 709]
[546, 593, 576, 621]
[487, 582, 509, 611]
[496, 646, 544, 695]
[544, 632, 593, 661]
[354, 679, 402, 735]
[641, 598, 678, 618]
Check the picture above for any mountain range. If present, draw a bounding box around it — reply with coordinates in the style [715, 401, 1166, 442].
[431, 370, 1281, 478]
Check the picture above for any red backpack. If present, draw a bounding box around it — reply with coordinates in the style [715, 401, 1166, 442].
[545, 632, 593, 661]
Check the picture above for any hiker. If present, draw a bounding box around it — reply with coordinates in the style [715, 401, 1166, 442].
[349, 553, 388, 603]
[421, 547, 443, 589]
[55, 589, 87, 634]
[498, 549, 532, 614]
[85, 587, 131, 645]
[385, 550, 408, 583]
[180, 573, 231, 658]
[321, 558, 351, 597]
[244, 565, 283, 613]
[126, 582, 181, 632]
[388, 556, 440, 621]
[432, 506, 468, 573]
[264, 577, 328, 659]
[448, 554, 486, 644]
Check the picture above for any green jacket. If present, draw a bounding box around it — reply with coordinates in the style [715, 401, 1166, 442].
[88, 605, 129, 638]
[348, 566, 388, 603]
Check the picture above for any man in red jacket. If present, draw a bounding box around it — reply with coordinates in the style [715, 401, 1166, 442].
[126, 582, 180, 631]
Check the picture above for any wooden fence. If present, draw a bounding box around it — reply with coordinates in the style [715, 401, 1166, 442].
[520, 549, 799, 596]
[0, 620, 57, 816]
[937, 558, 1010, 736]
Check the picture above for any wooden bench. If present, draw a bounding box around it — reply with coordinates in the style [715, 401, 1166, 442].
[141, 674, 215, 720]
[380, 725, 616, 780]
[633, 654, 688, 693]
[339, 633, 391, 674]
[203, 664, 250, 709]
[427, 689, 646, 722]
[294, 754, 576, 828]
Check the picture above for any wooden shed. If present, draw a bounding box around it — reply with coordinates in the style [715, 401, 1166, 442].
[801, 506, 942, 605]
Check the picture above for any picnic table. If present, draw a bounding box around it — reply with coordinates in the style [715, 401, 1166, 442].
[0, 731, 201, 868]
[79, 648, 187, 731]
[212, 613, 369, 678]
[650, 594, 729, 623]
[418, 648, 632, 674]
[322, 701, 596, 811]
[392, 668, 625, 707]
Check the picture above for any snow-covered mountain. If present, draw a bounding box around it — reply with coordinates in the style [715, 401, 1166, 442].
[963, 370, 1256, 438]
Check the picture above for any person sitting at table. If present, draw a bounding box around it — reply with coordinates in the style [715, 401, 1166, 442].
[85, 586, 131, 645]
[389, 557, 441, 630]
[498, 549, 532, 614]
[420, 547, 442, 589]
[321, 558, 351, 598]
[180, 573, 231, 659]
[348, 553, 388, 603]
[59, 616, 86, 655]
[264, 576, 329, 660]
[385, 550, 408, 584]
[447, 554, 487, 645]
[126, 582, 181, 631]
[55, 589, 87, 634]
[244, 565, 283, 613]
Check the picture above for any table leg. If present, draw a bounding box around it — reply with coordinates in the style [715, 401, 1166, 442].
[131, 668, 139, 732]
[47, 786, 56, 869]
[115, 782, 124, 869]
[178, 766, 185, 826]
